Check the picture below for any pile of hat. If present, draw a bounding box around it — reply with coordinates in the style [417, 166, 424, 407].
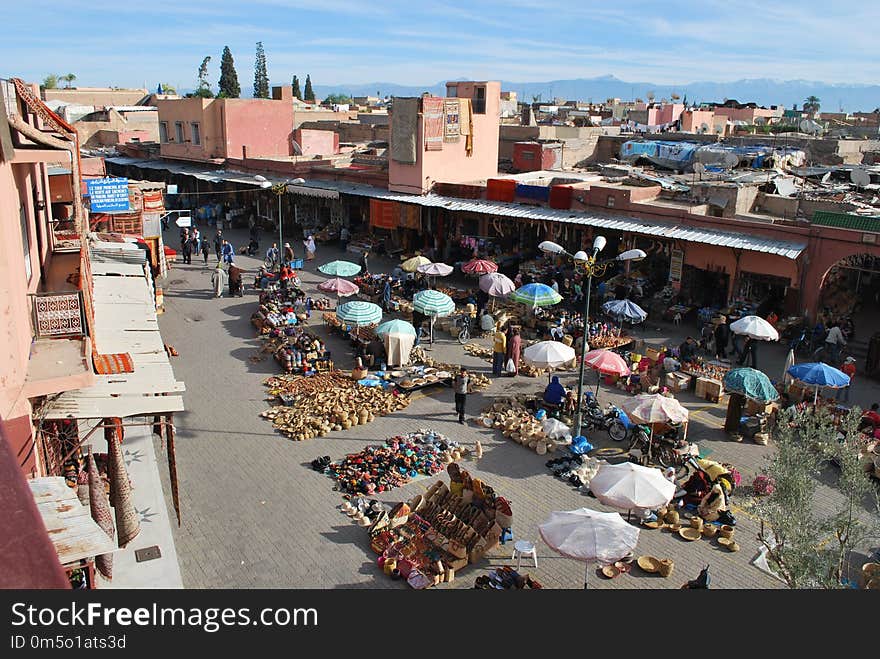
[326, 430, 460, 495]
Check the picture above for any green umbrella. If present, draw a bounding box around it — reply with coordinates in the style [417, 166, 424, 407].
[336, 301, 382, 326]
[412, 289, 455, 316]
[376, 319, 416, 337]
[510, 283, 563, 308]
[722, 367, 779, 403]
[319, 260, 361, 277]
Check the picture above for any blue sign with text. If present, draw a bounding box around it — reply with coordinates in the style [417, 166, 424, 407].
[87, 178, 130, 212]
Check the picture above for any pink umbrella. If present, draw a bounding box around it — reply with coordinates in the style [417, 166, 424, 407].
[318, 277, 359, 306]
[462, 258, 498, 275]
[582, 348, 630, 395]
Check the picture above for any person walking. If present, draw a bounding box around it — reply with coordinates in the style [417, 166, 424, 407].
[303, 235, 316, 262]
[191, 227, 201, 254]
[492, 324, 507, 376]
[283, 242, 295, 266]
[382, 276, 393, 312]
[737, 337, 758, 369]
[837, 356, 856, 402]
[824, 321, 846, 365]
[211, 262, 228, 298]
[181, 229, 193, 264]
[360, 248, 370, 276]
[228, 261, 244, 297]
[201, 237, 210, 264]
[221, 239, 235, 265]
[213, 230, 223, 262]
[506, 327, 522, 376]
[339, 226, 350, 253]
[714, 319, 731, 360]
[453, 367, 470, 424]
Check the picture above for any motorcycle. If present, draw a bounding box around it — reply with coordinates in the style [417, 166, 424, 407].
[581, 394, 630, 441]
[628, 423, 692, 473]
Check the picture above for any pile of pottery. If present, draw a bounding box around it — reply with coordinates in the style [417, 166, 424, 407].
[645, 508, 740, 551]
[260, 371, 410, 440]
[407, 350, 491, 393]
[479, 397, 558, 455]
[367, 465, 511, 588]
[326, 430, 465, 495]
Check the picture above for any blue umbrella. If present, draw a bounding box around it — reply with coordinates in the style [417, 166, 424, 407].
[786, 362, 850, 403]
[602, 299, 647, 324]
[510, 283, 562, 308]
[723, 367, 779, 402]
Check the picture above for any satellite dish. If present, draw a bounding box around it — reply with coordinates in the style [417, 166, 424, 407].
[850, 169, 871, 187]
[722, 153, 740, 168]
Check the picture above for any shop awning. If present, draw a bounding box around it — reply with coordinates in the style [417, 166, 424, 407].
[29, 477, 119, 566]
[708, 195, 729, 209]
[42, 243, 185, 420]
[287, 184, 339, 199]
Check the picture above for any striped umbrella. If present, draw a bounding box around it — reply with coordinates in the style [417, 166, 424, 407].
[401, 255, 431, 272]
[376, 319, 416, 337]
[318, 277, 359, 297]
[510, 282, 563, 308]
[336, 300, 382, 326]
[462, 258, 498, 275]
[318, 260, 361, 277]
[413, 289, 455, 316]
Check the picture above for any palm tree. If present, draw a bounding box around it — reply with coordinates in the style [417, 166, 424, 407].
[61, 73, 77, 88]
[804, 95, 821, 115]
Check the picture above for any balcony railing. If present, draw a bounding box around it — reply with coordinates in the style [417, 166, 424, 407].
[31, 291, 85, 338]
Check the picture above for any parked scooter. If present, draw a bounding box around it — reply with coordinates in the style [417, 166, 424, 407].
[581, 392, 632, 441]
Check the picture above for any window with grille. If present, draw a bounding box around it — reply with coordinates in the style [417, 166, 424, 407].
[190, 122, 201, 145]
[175, 121, 184, 142]
[159, 121, 168, 143]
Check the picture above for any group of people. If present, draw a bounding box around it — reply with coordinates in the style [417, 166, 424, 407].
[491, 324, 523, 376]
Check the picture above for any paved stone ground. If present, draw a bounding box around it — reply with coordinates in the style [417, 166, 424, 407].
[155, 227, 878, 589]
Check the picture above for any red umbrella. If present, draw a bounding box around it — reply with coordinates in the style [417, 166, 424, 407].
[462, 258, 498, 275]
[582, 349, 630, 396]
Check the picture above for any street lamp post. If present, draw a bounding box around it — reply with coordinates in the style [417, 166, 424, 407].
[539, 237, 646, 438]
[268, 177, 305, 274]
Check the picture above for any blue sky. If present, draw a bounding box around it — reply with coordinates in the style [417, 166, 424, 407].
[3, 1, 878, 91]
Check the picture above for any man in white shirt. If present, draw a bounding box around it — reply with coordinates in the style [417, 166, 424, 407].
[824, 322, 846, 365]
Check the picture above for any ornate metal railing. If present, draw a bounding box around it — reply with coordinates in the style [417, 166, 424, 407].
[31, 291, 85, 338]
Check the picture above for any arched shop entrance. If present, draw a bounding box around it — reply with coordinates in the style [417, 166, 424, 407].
[818, 253, 880, 321]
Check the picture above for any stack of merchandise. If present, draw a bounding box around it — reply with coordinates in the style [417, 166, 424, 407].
[326, 430, 458, 495]
[368, 464, 512, 589]
[474, 567, 543, 589]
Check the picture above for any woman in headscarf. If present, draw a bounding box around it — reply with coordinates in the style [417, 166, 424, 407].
[506, 327, 522, 376]
[303, 235, 316, 261]
[211, 262, 228, 298]
[543, 375, 566, 406]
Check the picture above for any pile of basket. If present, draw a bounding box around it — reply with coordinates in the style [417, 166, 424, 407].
[408, 351, 492, 393]
[478, 397, 558, 455]
[260, 371, 410, 440]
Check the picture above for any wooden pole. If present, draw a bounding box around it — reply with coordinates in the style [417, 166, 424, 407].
[167, 414, 181, 527]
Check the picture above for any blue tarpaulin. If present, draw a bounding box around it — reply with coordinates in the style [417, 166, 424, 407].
[515, 184, 551, 201]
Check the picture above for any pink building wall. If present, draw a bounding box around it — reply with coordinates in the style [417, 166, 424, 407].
[294, 128, 339, 156]
[714, 106, 776, 123]
[681, 109, 715, 133]
[157, 97, 294, 161]
[389, 81, 501, 194]
[647, 103, 684, 126]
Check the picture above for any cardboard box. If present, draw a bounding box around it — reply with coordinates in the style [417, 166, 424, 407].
[745, 399, 779, 416]
[645, 346, 664, 362]
[697, 377, 723, 402]
[665, 372, 692, 392]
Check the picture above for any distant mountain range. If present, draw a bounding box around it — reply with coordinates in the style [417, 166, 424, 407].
[311, 75, 880, 112]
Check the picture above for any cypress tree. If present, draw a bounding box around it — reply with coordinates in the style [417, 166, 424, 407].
[218, 46, 240, 98]
[303, 74, 315, 102]
[253, 42, 269, 99]
[291, 75, 301, 100]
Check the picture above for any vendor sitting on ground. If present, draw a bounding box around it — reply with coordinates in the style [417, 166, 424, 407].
[543, 376, 566, 409]
[679, 337, 698, 363]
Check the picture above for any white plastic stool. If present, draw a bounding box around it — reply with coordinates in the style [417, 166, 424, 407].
[512, 540, 538, 569]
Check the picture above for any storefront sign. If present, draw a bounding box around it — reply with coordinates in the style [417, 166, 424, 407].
[669, 249, 683, 283]
[87, 177, 130, 212]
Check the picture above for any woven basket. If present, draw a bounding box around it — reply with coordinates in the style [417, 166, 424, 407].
[658, 559, 674, 577]
[88, 453, 115, 580]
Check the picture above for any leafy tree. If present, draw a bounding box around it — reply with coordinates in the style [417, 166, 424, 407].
[804, 95, 821, 115]
[218, 46, 241, 98]
[324, 93, 351, 104]
[253, 42, 269, 99]
[42, 74, 59, 89]
[190, 56, 213, 98]
[303, 74, 315, 102]
[755, 407, 880, 588]
[61, 73, 77, 89]
[161, 83, 177, 95]
[291, 75, 301, 100]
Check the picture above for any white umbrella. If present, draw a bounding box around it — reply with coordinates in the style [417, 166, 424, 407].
[589, 462, 675, 518]
[621, 393, 689, 425]
[539, 507, 640, 588]
[416, 262, 454, 277]
[523, 340, 576, 382]
[479, 272, 515, 297]
[730, 315, 779, 341]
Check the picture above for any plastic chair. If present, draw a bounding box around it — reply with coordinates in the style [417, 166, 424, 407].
[512, 540, 538, 569]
